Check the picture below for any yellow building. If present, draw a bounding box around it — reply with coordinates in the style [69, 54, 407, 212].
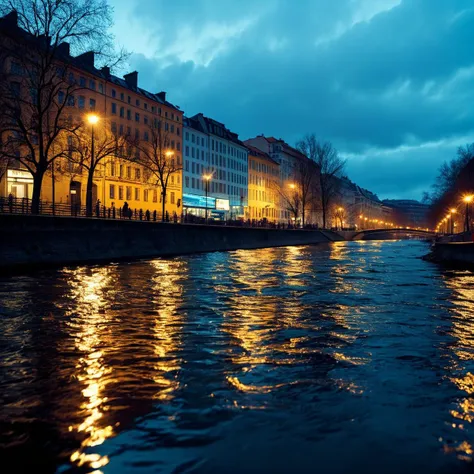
[246, 145, 280, 222]
[0, 12, 183, 219]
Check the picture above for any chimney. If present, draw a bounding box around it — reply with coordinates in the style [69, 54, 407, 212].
[76, 51, 95, 68]
[57, 42, 70, 57]
[157, 91, 166, 102]
[101, 66, 110, 78]
[124, 71, 138, 89]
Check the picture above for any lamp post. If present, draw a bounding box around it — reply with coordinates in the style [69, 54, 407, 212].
[463, 195, 473, 232]
[450, 208, 457, 234]
[337, 207, 344, 230]
[203, 174, 212, 224]
[86, 113, 99, 217]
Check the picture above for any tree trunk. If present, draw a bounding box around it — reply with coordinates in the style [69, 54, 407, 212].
[322, 205, 327, 229]
[85, 168, 95, 217]
[31, 169, 45, 214]
[161, 187, 166, 222]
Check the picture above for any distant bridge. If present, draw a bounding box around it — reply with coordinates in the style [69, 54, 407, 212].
[340, 228, 436, 241]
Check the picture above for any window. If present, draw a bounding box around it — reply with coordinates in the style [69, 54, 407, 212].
[136, 99, 140, 106]
[111, 122, 117, 134]
[165, 111, 168, 118]
[99, 83, 103, 93]
[119, 186, 123, 200]
[119, 124, 124, 135]
[127, 95, 131, 104]
[192, 134, 195, 143]
[68, 72, 75, 84]
[144, 115, 148, 125]
[144, 103, 148, 110]
[127, 166, 131, 178]
[135, 113, 140, 122]
[126, 186, 132, 200]
[192, 177, 195, 188]
[185, 146, 189, 156]
[144, 189, 148, 202]
[171, 113, 174, 120]
[171, 125, 174, 133]
[58, 91, 65, 104]
[185, 132, 189, 140]
[177, 143, 181, 151]
[152, 106, 156, 113]
[109, 184, 115, 198]
[177, 127, 180, 136]
[165, 123, 169, 131]
[135, 168, 141, 180]
[135, 188, 140, 200]
[171, 140, 175, 149]
[120, 164, 123, 177]
[192, 162, 195, 173]
[171, 192, 175, 204]
[80, 76, 86, 87]
[89, 80, 96, 90]
[120, 92, 124, 101]
[185, 176, 189, 187]
[112, 103, 117, 114]
[144, 131, 149, 141]
[112, 89, 116, 98]
[192, 148, 195, 158]
[185, 160, 189, 171]
[78, 96, 85, 109]
[153, 190, 158, 202]
[67, 95, 75, 106]
[159, 107, 162, 115]
[135, 128, 139, 139]
[89, 98, 96, 110]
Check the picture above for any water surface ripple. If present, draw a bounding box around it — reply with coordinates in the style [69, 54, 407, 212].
[1, 241, 474, 473]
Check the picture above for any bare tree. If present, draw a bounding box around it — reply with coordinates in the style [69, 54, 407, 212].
[0, 0, 122, 213]
[134, 120, 182, 221]
[297, 134, 346, 228]
[276, 181, 301, 225]
[64, 119, 128, 216]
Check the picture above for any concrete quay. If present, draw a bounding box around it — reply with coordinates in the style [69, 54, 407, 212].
[0, 214, 344, 271]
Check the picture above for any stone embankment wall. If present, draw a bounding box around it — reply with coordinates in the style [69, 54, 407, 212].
[424, 242, 474, 266]
[0, 215, 344, 270]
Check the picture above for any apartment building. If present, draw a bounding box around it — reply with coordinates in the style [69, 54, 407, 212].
[245, 135, 307, 222]
[246, 145, 280, 221]
[0, 11, 183, 217]
[183, 113, 248, 219]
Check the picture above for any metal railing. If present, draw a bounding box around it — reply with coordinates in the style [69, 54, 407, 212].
[0, 196, 325, 230]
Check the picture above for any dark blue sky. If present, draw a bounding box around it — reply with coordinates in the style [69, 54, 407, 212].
[109, 0, 474, 200]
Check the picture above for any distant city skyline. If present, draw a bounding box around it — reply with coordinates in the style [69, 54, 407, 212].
[108, 0, 474, 200]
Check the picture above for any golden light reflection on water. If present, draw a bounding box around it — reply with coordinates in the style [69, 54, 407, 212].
[63, 267, 116, 472]
[150, 260, 185, 402]
[443, 272, 474, 461]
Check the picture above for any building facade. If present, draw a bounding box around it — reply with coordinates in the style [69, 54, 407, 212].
[246, 145, 280, 222]
[0, 11, 183, 218]
[182, 113, 248, 220]
[244, 135, 307, 222]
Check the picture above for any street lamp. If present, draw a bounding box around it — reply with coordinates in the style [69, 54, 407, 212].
[337, 206, 344, 230]
[463, 195, 473, 232]
[86, 113, 99, 216]
[203, 174, 212, 224]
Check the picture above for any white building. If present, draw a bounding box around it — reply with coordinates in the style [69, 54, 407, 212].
[182, 113, 248, 220]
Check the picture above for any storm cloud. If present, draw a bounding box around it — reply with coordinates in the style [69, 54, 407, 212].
[109, 0, 474, 199]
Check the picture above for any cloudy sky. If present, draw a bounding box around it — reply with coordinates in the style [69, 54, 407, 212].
[108, 0, 474, 200]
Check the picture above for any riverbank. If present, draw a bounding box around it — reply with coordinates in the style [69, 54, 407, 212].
[0, 214, 344, 271]
[423, 242, 474, 267]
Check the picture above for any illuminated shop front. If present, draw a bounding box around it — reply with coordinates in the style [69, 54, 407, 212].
[183, 193, 230, 220]
[7, 169, 34, 199]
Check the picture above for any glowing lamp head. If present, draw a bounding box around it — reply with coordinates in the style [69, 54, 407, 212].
[165, 150, 173, 157]
[289, 183, 296, 189]
[338, 207, 343, 212]
[87, 114, 99, 125]
[464, 195, 474, 203]
[450, 208, 457, 214]
[203, 174, 212, 181]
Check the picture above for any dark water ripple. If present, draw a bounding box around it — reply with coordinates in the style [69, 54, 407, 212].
[1, 241, 474, 473]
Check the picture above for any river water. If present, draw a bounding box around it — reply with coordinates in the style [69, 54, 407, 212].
[1, 240, 474, 473]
